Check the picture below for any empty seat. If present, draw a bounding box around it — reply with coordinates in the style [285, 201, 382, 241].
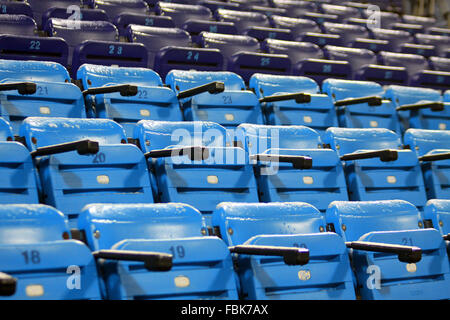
[445, 90, 450, 102]
[0, 59, 86, 134]
[77, 203, 238, 300]
[0, 204, 102, 300]
[324, 46, 408, 85]
[402, 15, 437, 28]
[371, 28, 414, 52]
[0, 14, 37, 37]
[326, 200, 450, 300]
[182, 20, 238, 45]
[415, 33, 450, 57]
[392, 22, 425, 35]
[19, 117, 154, 227]
[423, 200, 450, 255]
[200, 32, 291, 82]
[322, 23, 370, 47]
[429, 57, 450, 72]
[323, 127, 428, 211]
[199, 0, 241, 12]
[42, 8, 109, 31]
[269, 16, 321, 41]
[133, 120, 259, 226]
[379, 51, 450, 90]
[0, 1, 33, 18]
[360, 10, 401, 28]
[87, 0, 150, 21]
[400, 43, 437, 58]
[127, 25, 223, 79]
[27, 0, 81, 28]
[249, 74, 338, 134]
[271, 0, 318, 18]
[428, 27, 450, 37]
[155, 2, 212, 28]
[404, 129, 450, 199]
[114, 13, 175, 37]
[322, 79, 401, 133]
[236, 124, 348, 212]
[384, 85, 450, 131]
[211, 202, 356, 300]
[166, 70, 263, 128]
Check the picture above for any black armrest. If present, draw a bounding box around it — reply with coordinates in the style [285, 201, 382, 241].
[419, 152, 450, 162]
[259, 92, 312, 104]
[145, 146, 209, 161]
[229, 245, 309, 266]
[0, 272, 16, 296]
[93, 250, 173, 272]
[443, 234, 450, 241]
[335, 96, 383, 107]
[0, 82, 36, 95]
[346, 241, 422, 263]
[30, 139, 99, 158]
[177, 81, 225, 99]
[83, 84, 138, 97]
[250, 154, 313, 169]
[340, 149, 398, 162]
[396, 101, 445, 112]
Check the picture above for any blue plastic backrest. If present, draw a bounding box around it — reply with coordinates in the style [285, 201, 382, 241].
[0, 204, 68, 245]
[249, 73, 320, 98]
[20, 117, 127, 151]
[0, 1, 34, 17]
[404, 129, 450, 156]
[424, 199, 450, 235]
[444, 90, 450, 102]
[166, 70, 246, 92]
[212, 202, 325, 246]
[0, 118, 13, 141]
[323, 127, 402, 155]
[326, 200, 423, 242]
[322, 78, 385, 100]
[134, 120, 228, 152]
[77, 64, 163, 88]
[0, 59, 71, 83]
[237, 123, 321, 155]
[156, 2, 212, 27]
[78, 203, 205, 251]
[0, 14, 37, 36]
[384, 85, 442, 106]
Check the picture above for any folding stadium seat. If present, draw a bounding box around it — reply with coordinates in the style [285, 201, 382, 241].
[429, 57, 450, 72]
[271, 0, 319, 19]
[211, 202, 356, 300]
[182, 20, 238, 45]
[322, 127, 428, 212]
[424, 200, 450, 256]
[392, 22, 425, 35]
[324, 46, 408, 85]
[214, 9, 293, 42]
[77, 203, 239, 300]
[384, 85, 450, 131]
[26, 0, 82, 29]
[320, 4, 361, 22]
[132, 120, 259, 226]
[19, 117, 155, 228]
[114, 13, 175, 37]
[261, 39, 351, 84]
[428, 27, 450, 37]
[77, 64, 183, 136]
[155, 2, 212, 28]
[445, 90, 450, 102]
[301, 12, 339, 26]
[326, 200, 450, 300]
[0, 59, 86, 134]
[166, 70, 262, 128]
[321, 23, 370, 47]
[415, 33, 450, 57]
[400, 43, 437, 58]
[235, 124, 348, 213]
[0, 1, 33, 18]
[0, 204, 102, 300]
[269, 16, 322, 41]
[360, 10, 401, 28]
[0, 14, 37, 37]
[41, 7, 110, 31]
[322, 79, 401, 134]
[378, 51, 450, 90]
[371, 28, 414, 53]
[402, 15, 437, 29]
[247, 5, 287, 19]
[127, 25, 223, 80]
[0, 118, 39, 205]
[404, 129, 450, 199]
[199, 32, 291, 82]
[87, 0, 150, 21]
[45, 18, 148, 73]
[228, 0, 271, 10]
[249, 74, 338, 134]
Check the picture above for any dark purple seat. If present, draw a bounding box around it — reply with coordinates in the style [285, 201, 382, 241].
[0, 14, 37, 36]
[392, 23, 424, 35]
[271, 0, 318, 18]
[214, 9, 270, 33]
[155, 2, 212, 28]
[427, 27, 450, 37]
[402, 15, 437, 28]
[400, 43, 437, 57]
[182, 20, 238, 44]
[42, 8, 109, 30]
[429, 57, 450, 72]
[361, 10, 401, 28]
[322, 22, 370, 46]
[270, 16, 321, 41]
[197, 0, 241, 12]
[87, 0, 150, 21]
[320, 4, 361, 22]
[27, 0, 81, 28]
[0, 1, 33, 18]
[371, 28, 414, 52]
[415, 33, 450, 57]
[114, 13, 175, 37]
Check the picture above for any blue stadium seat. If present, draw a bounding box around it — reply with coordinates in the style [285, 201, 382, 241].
[249, 74, 338, 134]
[0, 204, 102, 300]
[0, 14, 37, 37]
[87, 0, 150, 21]
[371, 28, 414, 52]
[77, 64, 182, 136]
[114, 13, 175, 37]
[323, 127, 428, 212]
[404, 129, 450, 199]
[269, 16, 321, 40]
[199, 32, 291, 82]
[155, 2, 212, 28]
[166, 70, 263, 128]
[423, 200, 450, 256]
[127, 25, 223, 79]
[77, 203, 238, 300]
[326, 200, 450, 300]
[0, 1, 33, 18]
[0, 118, 39, 205]
[0, 59, 86, 134]
[320, 4, 361, 22]
[415, 33, 450, 57]
[385, 85, 450, 131]
[19, 117, 154, 227]
[235, 124, 347, 212]
[27, 0, 82, 28]
[324, 46, 408, 84]
[379, 51, 450, 90]
[445, 90, 450, 102]
[322, 79, 401, 133]
[211, 202, 356, 300]
[133, 120, 259, 226]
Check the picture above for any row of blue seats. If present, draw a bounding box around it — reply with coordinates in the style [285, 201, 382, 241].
[1, 115, 450, 229]
[0, 199, 449, 300]
[1, 60, 449, 138]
